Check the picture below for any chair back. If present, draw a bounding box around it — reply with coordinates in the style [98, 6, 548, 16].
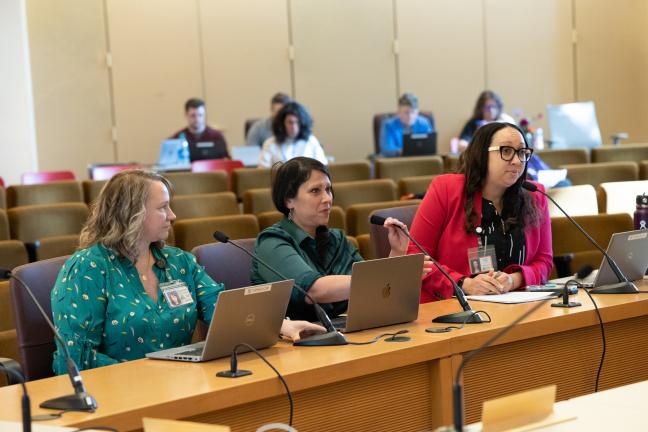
[0, 240, 29, 271]
[328, 161, 371, 182]
[21, 171, 75, 185]
[164, 171, 228, 195]
[243, 188, 274, 214]
[192, 239, 256, 290]
[369, 205, 419, 258]
[597, 180, 648, 216]
[398, 175, 436, 197]
[171, 192, 239, 220]
[244, 118, 261, 138]
[0, 209, 9, 240]
[232, 167, 273, 200]
[8, 203, 89, 243]
[560, 161, 638, 187]
[536, 148, 590, 166]
[81, 180, 107, 204]
[641, 160, 648, 180]
[332, 179, 397, 210]
[546, 185, 598, 217]
[7, 181, 83, 208]
[89, 164, 141, 181]
[11, 256, 68, 381]
[0, 186, 5, 210]
[191, 159, 244, 174]
[591, 144, 648, 163]
[375, 155, 443, 183]
[173, 214, 260, 252]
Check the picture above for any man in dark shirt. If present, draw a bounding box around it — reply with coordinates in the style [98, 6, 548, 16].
[170, 98, 230, 160]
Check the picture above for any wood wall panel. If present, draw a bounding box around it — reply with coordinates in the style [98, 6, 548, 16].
[106, 0, 203, 164]
[291, 0, 398, 162]
[199, 0, 292, 149]
[396, 0, 486, 153]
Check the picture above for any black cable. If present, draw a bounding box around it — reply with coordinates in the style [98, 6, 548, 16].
[231, 343, 293, 426]
[347, 330, 410, 345]
[426, 310, 492, 333]
[575, 280, 606, 393]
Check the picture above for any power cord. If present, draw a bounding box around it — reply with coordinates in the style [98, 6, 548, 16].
[347, 330, 410, 345]
[218, 343, 294, 427]
[425, 310, 492, 333]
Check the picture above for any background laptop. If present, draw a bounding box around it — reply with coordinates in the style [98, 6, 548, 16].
[146, 280, 293, 362]
[551, 230, 648, 287]
[231, 145, 261, 167]
[158, 139, 190, 169]
[403, 132, 437, 156]
[331, 254, 424, 332]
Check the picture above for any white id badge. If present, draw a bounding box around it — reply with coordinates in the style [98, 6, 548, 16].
[467, 245, 497, 273]
[160, 280, 194, 308]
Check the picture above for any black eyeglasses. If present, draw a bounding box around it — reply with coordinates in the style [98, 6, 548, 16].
[488, 146, 534, 162]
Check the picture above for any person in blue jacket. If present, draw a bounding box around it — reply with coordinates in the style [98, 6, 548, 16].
[380, 92, 434, 157]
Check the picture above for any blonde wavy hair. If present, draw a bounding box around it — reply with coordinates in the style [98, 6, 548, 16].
[79, 170, 173, 261]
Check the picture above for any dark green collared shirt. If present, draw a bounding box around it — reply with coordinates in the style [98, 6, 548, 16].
[251, 217, 363, 321]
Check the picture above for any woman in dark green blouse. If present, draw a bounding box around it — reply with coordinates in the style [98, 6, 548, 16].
[51, 170, 323, 374]
[251, 157, 431, 321]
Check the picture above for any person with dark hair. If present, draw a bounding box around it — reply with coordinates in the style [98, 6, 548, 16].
[51, 169, 324, 373]
[457, 90, 516, 151]
[408, 122, 552, 302]
[246, 92, 293, 147]
[380, 92, 435, 157]
[258, 102, 327, 168]
[251, 157, 431, 321]
[170, 97, 230, 160]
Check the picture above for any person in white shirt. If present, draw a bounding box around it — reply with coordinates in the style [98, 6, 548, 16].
[258, 101, 328, 168]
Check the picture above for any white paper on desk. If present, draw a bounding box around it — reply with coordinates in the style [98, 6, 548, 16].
[466, 291, 556, 304]
[537, 169, 568, 188]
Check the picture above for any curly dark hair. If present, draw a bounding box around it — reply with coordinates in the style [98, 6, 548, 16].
[272, 102, 313, 143]
[458, 122, 540, 233]
[470, 90, 503, 121]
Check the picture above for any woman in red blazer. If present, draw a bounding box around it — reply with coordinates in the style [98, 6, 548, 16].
[408, 122, 552, 302]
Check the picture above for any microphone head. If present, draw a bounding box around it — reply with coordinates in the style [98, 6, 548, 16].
[521, 181, 538, 192]
[576, 265, 594, 280]
[370, 215, 387, 226]
[0, 268, 11, 279]
[213, 231, 230, 243]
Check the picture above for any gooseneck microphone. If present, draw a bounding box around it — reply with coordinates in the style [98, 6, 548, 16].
[212, 232, 348, 346]
[0, 358, 31, 432]
[2, 269, 97, 412]
[369, 215, 484, 324]
[522, 181, 637, 294]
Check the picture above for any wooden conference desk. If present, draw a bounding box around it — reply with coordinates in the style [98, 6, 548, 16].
[0, 283, 647, 431]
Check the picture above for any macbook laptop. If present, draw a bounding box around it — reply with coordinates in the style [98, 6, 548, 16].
[146, 280, 293, 362]
[402, 132, 437, 156]
[550, 230, 648, 288]
[331, 254, 424, 332]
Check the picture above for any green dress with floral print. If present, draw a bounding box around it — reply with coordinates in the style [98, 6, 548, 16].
[51, 244, 223, 374]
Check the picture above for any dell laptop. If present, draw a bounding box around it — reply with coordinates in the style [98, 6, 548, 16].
[146, 280, 293, 362]
[331, 254, 424, 332]
[402, 132, 437, 156]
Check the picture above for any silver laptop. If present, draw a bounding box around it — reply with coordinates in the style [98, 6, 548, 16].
[331, 254, 424, 332]
[146, 280, 293, 362]
[551, 230, 648, 288]
[231, 145, 261, 167]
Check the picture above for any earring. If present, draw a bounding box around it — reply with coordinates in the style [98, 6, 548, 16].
[288, 208, 295, 221]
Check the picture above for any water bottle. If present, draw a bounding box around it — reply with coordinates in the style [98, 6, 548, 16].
[534, 128, 544, 150]
[635, 194, 648, 230]
[178, 132, 190, 165]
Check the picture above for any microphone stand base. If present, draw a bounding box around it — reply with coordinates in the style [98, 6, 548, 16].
[551, 301, 581, 308]
[589, 281, 638, 294]
[40, 392, 97, 412]
[433, 310, 484, 324]
[293, 331, 348, 346]
[216, 369, 252, 378]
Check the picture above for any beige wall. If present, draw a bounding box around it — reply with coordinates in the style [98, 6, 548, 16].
[27, 0, 114, 179]
[0, 0, 37, 186]
[14, 0, 648, 182]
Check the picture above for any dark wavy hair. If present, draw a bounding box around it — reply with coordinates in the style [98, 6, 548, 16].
[458, 122, 540, 233]
[272, 102, 313, 143]
[471, 90, 504, 121]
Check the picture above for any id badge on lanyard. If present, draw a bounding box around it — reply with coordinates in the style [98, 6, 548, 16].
[160, 280, 194, 308]
[467, 227, 497, 274]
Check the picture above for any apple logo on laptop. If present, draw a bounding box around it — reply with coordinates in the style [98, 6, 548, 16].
[382, 283, 392, 299]
[244, 313, 256, 327]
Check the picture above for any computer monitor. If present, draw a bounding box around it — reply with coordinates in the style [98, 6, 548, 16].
[546, 101, 602, 149]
